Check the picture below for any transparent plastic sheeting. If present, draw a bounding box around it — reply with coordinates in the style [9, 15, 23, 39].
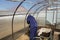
[0, 0, 49, 39]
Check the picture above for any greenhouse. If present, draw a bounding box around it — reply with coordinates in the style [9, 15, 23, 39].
[0, 0, 60, 40]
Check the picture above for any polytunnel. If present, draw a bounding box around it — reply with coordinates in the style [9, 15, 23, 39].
[0, 0, 60, 40]
[11, 0, 49, 40]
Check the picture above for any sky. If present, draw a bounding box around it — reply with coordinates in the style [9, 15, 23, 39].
[0, 0, 60, 11]
[0, 0, 47, 11]
[0, 0, 20, 10]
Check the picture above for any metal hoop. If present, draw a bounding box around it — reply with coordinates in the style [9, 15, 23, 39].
[12, 0, 25, 40]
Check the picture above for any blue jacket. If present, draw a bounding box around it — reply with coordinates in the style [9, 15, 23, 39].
[27, 15, 38, 40]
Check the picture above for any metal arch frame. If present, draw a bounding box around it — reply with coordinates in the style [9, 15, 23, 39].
[32, 4, 49, 27]
[34, 5, 49, 20]
[12, 0, 25, 40]
[24, 0, 48, 31]
[32, 4, 48, 16]
[34, 5, 49, 27]
[28, 4, 49, 28]
[31, 0, 49, 20]
[32, 4, 49, 25]
[32, 4, 48, 25]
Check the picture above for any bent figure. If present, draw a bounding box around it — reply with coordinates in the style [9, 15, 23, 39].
[27, 15, 38, 40]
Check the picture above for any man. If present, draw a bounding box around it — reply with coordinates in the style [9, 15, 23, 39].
[27, 15, 38, 40]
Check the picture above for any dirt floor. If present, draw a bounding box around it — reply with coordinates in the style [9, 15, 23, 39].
[16, 34, 29, 40]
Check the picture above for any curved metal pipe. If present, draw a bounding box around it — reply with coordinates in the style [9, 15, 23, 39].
[33, 6, 49, 26]
[12, 0, 25, 40]
[32, 5, 48, 26]
[32, 4, 48, 16]
[33, 0, 49, 16]
[35, 5, 49, 22]
[33, 4, 49, 19]
[32, 5, 48, 27]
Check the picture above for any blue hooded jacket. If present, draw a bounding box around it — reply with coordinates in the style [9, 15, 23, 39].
[27, 15, 38, 40]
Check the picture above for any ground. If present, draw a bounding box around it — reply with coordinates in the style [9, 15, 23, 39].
[16, 34, 29, 40]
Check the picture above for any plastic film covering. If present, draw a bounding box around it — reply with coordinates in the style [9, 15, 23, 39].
[0, 0, 49, 40]
[11, 0, 49, 40]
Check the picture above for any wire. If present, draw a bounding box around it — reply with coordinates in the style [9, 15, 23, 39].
[11, 0, 25, 40]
